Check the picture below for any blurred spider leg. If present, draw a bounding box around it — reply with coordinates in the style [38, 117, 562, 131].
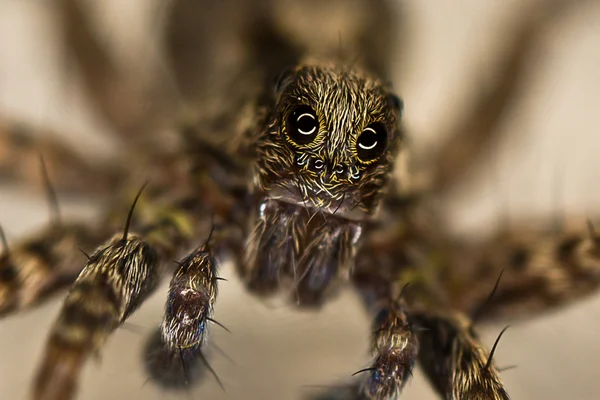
[447, 220, 600, 322]
[0, 221, 110, 318]
[0, 117, 121, 194]
[32, 185, 162, 400]
[414, 311, 510, 400]
[0, 158, 113, 318]
[58, 0, 176, 144]
[422, 1, 588, 195]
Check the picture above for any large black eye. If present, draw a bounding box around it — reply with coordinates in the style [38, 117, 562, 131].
[287, 105, 319, 145]
[356, 123, 387, 162]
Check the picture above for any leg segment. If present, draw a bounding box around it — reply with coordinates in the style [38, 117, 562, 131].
[420, 1, 589, 195]
[303, 273, 419, 400]
[0, 222, 108, 317]
[149, 237, 226, 390]
[0, 118, 121, 194]
[33, 233, 161, 400]
[445, 220, 600, 322]
[362, 198, 600, 324]
[311, 258, 420, 400]
[242, 199, 302, 296]
[161, 242, 219, 352]
[413, 311, 509, 400]
[355, 296, 419, 399]
[57, 0, 176, 146]
[0, 117, 247, 320]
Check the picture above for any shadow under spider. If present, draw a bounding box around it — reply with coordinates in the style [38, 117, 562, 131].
[143, 328, 209, 390]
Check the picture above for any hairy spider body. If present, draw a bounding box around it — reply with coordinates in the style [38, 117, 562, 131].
[0, 0, 599, 399]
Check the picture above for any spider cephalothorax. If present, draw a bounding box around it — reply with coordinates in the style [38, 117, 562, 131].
[244, 61, 403, 303]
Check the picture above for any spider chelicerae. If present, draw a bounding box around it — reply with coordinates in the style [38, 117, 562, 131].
[1, 1, 600, 399]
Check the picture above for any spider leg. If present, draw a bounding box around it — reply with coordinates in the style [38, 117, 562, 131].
[354, 294, 419, 399]
[445, 219, 600, 322]
[0, 117, 122, 194]
[363, 194, 600, 323]
[301, 264, 420, 400]
[32, 231, 161, 400]
[0, 111, 247, 320]
[30, 186, 187, 400]
[413, 311, 510, 400]
[147, 235, 226, 390]
[419, 1, 588, 195]
[0, 222, 108, 318]
[57, 0, 178, 147]
[28, 157, 246, 399]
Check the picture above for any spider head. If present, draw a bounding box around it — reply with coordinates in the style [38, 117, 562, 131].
[254, 61, 403, 220]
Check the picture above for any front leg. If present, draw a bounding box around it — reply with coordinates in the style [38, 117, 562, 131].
[414, 311, 509, 400]
[445, 220, 600, 322]
[302, 283, 419, 400]
[355, 294, 419, 399]
[33, 232, 161, 400]
[31, 185, 200, 400]
[152, 233, 226, 390]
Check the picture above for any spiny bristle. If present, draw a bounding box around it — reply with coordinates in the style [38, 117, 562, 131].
[0, 225, 8, 255]
[485, 326, 510, 371]
[472, 269, 505, 324]
[39, 154, 61, 224]
[122, 182, 148, 241]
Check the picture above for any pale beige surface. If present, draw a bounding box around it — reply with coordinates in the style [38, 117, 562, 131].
[1, 1, 600, 399]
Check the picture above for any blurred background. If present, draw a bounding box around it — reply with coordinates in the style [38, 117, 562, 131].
[1, 0, 600, 399]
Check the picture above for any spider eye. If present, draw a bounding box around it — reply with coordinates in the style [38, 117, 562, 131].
[287, 105, 319, 145]
[356, 122, 387, 162]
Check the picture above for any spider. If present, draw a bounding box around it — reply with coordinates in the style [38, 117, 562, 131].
[1, 0, 599, 399]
